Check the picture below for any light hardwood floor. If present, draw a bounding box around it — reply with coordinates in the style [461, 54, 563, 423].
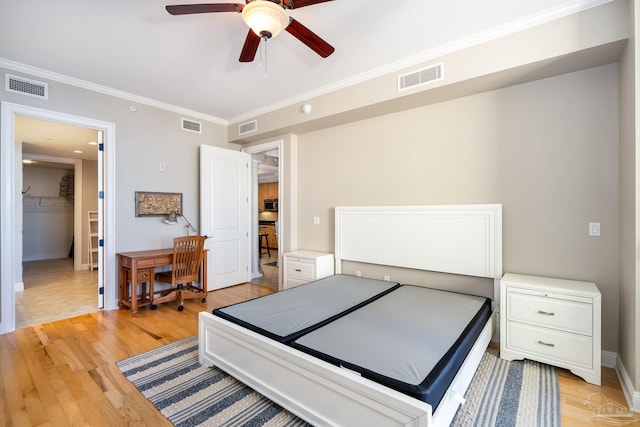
[2, 274, 638, 426]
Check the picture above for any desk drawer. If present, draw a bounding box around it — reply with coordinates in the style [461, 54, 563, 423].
[124, 267, 154, 283]
[506, 289, 592, 335]
[137, 256, 172, 268]
[136, 269, 153, 282]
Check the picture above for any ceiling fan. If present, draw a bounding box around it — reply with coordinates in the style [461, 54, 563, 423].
[166, 0, 335, 62]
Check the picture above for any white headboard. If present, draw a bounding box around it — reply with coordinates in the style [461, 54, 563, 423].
[334, 204, 502, 279]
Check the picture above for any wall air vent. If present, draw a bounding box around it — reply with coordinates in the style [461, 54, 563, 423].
[238, 120, 257, 136]
[181, 118, 202, 133]
[397, 63, 444, 92]
[5, 74, 48, 99]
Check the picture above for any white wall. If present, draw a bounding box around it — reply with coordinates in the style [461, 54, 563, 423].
[22, 166, 74, 261]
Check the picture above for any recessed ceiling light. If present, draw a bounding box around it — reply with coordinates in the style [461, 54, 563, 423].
[73, 150, 83, 154]
[88, 141, 98, 146]
[22, 159, 35, 164]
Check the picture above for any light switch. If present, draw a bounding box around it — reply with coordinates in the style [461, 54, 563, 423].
[313, 217, 320, 225]
[589, 222, 600, 236]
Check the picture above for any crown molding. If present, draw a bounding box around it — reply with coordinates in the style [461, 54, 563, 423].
[0, 57, 227, 126]
[229, 0, 613, 124]
[0, 0, 613, 128]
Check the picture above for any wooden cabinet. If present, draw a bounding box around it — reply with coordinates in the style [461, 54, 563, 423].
[283, 251, 334, 289]
[258, 182, 278, 211]
[500, 273, 601, 385]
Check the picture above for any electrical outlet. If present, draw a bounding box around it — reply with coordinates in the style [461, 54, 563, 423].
[383, 275, 390, 281]
[355, 270, 362, 277]
[159, 163, 166, 172]
[313, 216, 320, 225]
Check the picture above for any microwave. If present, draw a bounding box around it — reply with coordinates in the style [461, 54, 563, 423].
[264, 199, 278, 211]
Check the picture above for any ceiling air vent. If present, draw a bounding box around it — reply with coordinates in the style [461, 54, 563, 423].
[181, 118, 202, 133]
[397, 63, 444, 92]
[239, 120, 257, 136]
[5, 74, 48, 99]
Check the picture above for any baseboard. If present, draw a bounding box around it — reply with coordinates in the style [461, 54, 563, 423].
[602, 350, 617, 368]
[615, 353, 640, 413]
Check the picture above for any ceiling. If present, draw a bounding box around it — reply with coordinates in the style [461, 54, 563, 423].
[17, 116, 100, 165]
[0, 0, 589, 126]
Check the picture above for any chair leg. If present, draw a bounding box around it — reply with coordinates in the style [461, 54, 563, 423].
[265, 235, 271, 257]
[151, 290, 178, 307]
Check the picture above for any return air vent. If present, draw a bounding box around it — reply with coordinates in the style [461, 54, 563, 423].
[181, 118, 202, 133]
[397, 63, 443, 92]
[5, 74, 48, 99]
[239, 120, 257, 136]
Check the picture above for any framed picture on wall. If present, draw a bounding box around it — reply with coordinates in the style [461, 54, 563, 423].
[135, 191, 182, 217]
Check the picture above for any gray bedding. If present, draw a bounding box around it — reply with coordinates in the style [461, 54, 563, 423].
[293, 285, 488, 385]
[213, 274, 400, 341]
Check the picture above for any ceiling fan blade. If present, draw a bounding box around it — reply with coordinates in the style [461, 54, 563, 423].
[165, 3, 242, 15]
[283, 0, 333, 9]
[239, 29, 261, 62]
[285, 18, 334, 58]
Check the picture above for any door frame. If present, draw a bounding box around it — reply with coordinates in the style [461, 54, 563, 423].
[243, 139, 284, 290]
[1, 102, 117, 334]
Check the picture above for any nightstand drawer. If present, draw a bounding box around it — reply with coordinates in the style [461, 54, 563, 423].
[506, 321, 593, 369]
[506, 290, 592, 335]
[283, 251, 334, 290]
[284, 277, 309, 289]
[286, 260, 314, 279]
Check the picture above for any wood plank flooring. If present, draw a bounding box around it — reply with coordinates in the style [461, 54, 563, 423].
[2, 282, 638, 426]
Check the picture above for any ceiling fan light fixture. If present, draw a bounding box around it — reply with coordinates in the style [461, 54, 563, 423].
[242, 0, 289, 39]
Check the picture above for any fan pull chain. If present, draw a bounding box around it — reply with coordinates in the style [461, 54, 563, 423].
[262, 36, 268, 77]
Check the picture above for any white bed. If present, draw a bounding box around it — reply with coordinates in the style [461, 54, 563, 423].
[199, 204, 502, 427]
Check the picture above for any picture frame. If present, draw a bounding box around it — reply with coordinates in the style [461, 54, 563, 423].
[135, 191, 183, 217]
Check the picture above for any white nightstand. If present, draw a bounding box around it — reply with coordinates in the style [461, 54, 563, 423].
[283, 251, 334, 289]
[500, 273, 601, 385]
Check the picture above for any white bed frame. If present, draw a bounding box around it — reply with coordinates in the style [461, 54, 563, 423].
[199, 204, 502, 427]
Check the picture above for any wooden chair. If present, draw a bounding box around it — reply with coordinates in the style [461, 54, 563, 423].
[152, 235, 207, 311]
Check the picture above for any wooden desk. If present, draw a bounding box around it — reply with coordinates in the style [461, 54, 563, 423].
[117, 248, 208, 316]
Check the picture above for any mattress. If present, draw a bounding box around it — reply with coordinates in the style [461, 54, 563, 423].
[292, 285, 491, 410]
[213, 274, 400, 342]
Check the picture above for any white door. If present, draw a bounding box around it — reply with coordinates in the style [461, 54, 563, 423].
[200, 145, 251, 290]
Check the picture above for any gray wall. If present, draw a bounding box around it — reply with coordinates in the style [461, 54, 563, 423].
[618, 0, 639, 394]
[296, 64, 620, 352]
[0, 65, 236, 325]
[0, 66, 236, 252]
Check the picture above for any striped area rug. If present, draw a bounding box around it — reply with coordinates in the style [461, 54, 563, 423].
[450, 348, 560, 427]
[117, 336, 560, 427]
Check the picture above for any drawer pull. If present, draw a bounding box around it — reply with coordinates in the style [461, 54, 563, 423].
[537, 340, 555, 347]
[295, 269, 302, 272]
[537, 310, 555, 316]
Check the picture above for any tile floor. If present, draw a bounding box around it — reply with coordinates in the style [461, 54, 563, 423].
[251, 253, 279, 291]
[16, 258, 98, 329]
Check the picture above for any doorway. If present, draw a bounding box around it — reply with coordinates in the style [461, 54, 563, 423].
[243, 141, 282, 291]
[17, 119, 100, 328]
[1, 102, 117, 334]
